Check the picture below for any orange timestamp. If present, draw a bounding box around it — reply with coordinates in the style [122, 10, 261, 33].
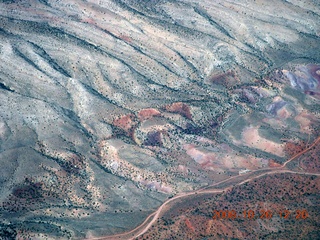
[212, 209, 309, 220]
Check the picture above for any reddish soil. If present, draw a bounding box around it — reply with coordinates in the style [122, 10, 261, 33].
[163, 102, 192, 120]
[138, 171, 320, 240]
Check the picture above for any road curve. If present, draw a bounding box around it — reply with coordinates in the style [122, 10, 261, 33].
[88, 136, 320, 240]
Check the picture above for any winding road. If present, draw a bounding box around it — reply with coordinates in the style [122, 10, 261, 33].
[88, 136, 320, 240]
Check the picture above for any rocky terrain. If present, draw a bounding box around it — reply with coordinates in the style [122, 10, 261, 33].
[0, 0, 319, 239]
[137, 172, 320, 239]
[137, 141, 320, 240]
